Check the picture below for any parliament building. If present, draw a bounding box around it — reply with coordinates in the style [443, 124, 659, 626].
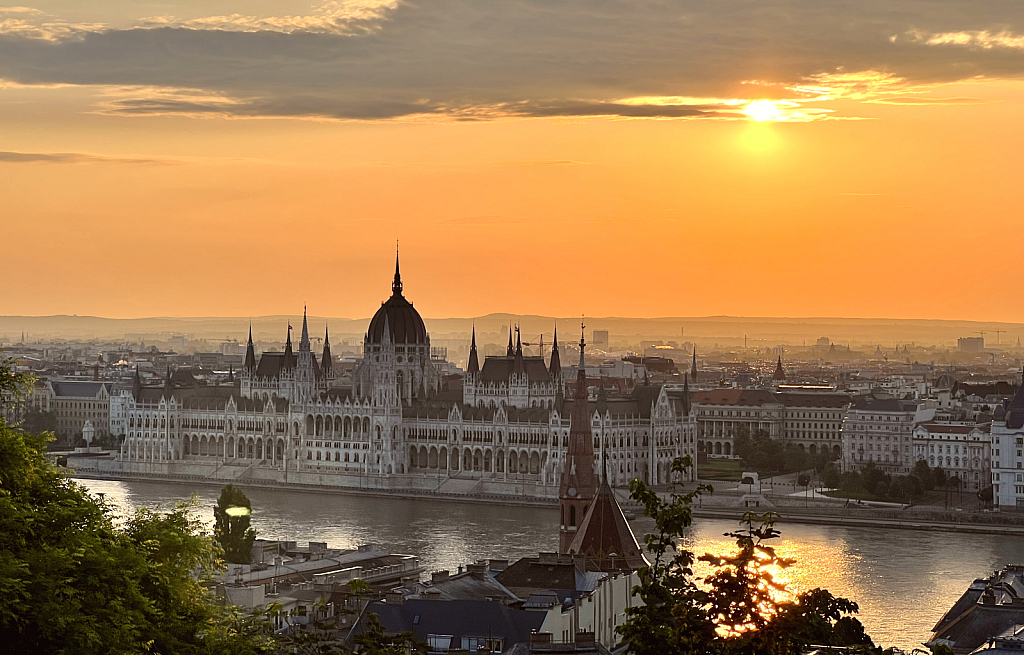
[115, 254, 697, 500]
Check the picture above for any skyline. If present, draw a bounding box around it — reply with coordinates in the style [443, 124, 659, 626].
[3, 0, 1024, 321]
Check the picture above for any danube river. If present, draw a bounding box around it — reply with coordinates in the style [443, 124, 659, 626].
[79, 478, 1024, 652]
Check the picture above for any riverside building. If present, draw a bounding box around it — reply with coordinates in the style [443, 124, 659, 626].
[89, 253, 697, 500]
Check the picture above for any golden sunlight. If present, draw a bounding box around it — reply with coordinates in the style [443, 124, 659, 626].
[744, 99, 783, 121]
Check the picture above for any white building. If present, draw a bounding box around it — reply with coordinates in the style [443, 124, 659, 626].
[103, 253, 696, 499]
[912, 421, 991, 491]
[991, 382, 1024, 509]
[842, 394, 934, 474]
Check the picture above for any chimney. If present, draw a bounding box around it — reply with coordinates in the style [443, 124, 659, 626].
[467, 563, 487, 580]
[575, 632, 596, 647]
[385, 592, 404, 605]
[530, 632, 553, 648]
[431, 570, 450, 583]
[488, 559, 509, 572]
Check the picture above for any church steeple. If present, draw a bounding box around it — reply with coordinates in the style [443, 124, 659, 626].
[691, 347, 698, 378]
[578, 320, 586, 369]
[560, 317, 597, 552]
[506, 325, 514, 357]
[392, 244, 403, 296]
[467, 324, 480, 375]
[772, 356, 786, 382]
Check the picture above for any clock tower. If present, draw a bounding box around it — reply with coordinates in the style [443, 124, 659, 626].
[559, 323, 598, 552]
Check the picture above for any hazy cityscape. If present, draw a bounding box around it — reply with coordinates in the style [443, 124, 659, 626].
[4, 0, 1024, 653]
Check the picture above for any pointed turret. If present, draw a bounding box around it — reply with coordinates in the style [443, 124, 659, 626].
[560, 319, 597, 552]
[549, 325, 561, 373]
[691, 347, 698, 378]
[772, 356, 786, 381]
[506, 326, 514, 357]
[228, 365, 234, 383]
[300, 306, 311, 352]
[578, 321, 586, 370]
[244, 324, 256, 372]
[392, 245, 403, 296]
[467, 325, 480, 375]
[513, 326, 525, 375]
[283, 323, 295, 368]
[567, 475, 649, 572]
[321, 325, 333, 378]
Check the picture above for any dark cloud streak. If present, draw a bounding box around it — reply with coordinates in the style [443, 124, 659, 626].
[1, 0, 1023, 120]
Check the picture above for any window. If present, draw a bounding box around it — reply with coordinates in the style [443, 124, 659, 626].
[427, 635, 452, 651]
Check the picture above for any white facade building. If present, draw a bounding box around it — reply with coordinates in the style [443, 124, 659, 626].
[842, 394, 934, 474]
[912, 421, 991, 491]
[105, 255, 696, 499]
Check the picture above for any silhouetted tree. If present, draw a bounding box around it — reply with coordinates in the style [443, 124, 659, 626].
[214, 484, 256, 564]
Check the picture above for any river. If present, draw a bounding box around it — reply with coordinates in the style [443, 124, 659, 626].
[78, 478, 1024, 652]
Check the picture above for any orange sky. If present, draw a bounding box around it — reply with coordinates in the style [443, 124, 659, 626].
[2, 2, 1023, 322]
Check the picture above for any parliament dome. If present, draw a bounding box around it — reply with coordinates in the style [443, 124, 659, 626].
[366, 253, 427, 345]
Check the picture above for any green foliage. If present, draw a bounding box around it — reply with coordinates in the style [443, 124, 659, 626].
[214, 484, 257, 564]
[0, 358, 274, 655]
[733, 426, 834, 475]
[620, 457, 878, 655]
[352, 612, 428, 654]
[837, 461, 933, 503]
[19, 408, 57, 435]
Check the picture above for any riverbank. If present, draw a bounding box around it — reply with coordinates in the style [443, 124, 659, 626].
[691, 506, 1024, 536]
[69, 469, 559, 509]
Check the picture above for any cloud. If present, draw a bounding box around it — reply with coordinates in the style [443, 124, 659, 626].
[866, 96, 998, 105]
[0, 150, 178, 164]
[0, 0, 1023, 121]
[902, 29, 1024, 50]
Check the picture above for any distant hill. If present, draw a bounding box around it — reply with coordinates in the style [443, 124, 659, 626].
[2, 313, 1023, 349]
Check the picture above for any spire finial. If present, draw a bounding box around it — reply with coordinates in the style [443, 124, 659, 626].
[579, 317, 586, 369]
[393, 241, 403, 295]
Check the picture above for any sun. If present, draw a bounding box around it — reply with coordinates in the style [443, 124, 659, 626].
[744, 99, 783, 122]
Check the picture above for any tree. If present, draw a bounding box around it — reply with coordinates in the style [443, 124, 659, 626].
[620, 456, 877, 654]
[0, 358, 274, 655]
[214, 484, 257, 564]
[912, 459, 934, 491]
[821, 464, 841, 490]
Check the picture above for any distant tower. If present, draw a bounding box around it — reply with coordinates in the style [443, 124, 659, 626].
[772, 356, 786, 385]
[559, 322, 597, 552]
[691, 347, 698, 380]
[295, 307, 316, 403]
[549, 325, 562, 398]
[320, 324, 333, 384]
[464, 325, 480, 406]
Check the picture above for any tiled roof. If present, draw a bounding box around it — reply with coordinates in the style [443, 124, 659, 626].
[691, 388, 780, 406]
[50, 381, 112, 398]
[567, 479, 648, 572]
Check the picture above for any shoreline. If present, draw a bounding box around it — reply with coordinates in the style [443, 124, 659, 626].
[691, 507, 1024, 536]
[69, 470, 560, 509]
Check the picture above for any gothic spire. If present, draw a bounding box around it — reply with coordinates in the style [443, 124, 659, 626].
[300, 306, 310, 351]
[514, 325, 525, 375]
[245, 323, 256, 371]
[467, 324, 480, 375]
[321, 324, 333, 377]
[578, 319, 586, 369]
[392, 243, 403, 296]
[507, 325, 514, 357]
[691, 347, 698, 378]
[549, 324, 561, 378]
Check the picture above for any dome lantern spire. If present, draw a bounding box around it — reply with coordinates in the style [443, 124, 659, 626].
[392, 242, 403, 296]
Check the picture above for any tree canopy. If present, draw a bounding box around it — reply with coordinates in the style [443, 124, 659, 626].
[214, 484, 257, 565]
[0, 359, 274, 655]
[620, 456, 881, 655]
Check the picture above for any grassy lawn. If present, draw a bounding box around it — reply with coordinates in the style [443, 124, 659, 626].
[698, 458, 744, 481]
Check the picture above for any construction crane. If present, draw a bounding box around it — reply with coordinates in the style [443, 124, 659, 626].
[976, 330, 987, 343]
[993, 329, 1006, 345]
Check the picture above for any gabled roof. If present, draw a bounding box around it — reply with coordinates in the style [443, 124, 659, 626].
[50, 381, 112, 398]
[567, 479, 648, 572]
[352, 599, 544, 648]
[478, 356, 551, 383]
